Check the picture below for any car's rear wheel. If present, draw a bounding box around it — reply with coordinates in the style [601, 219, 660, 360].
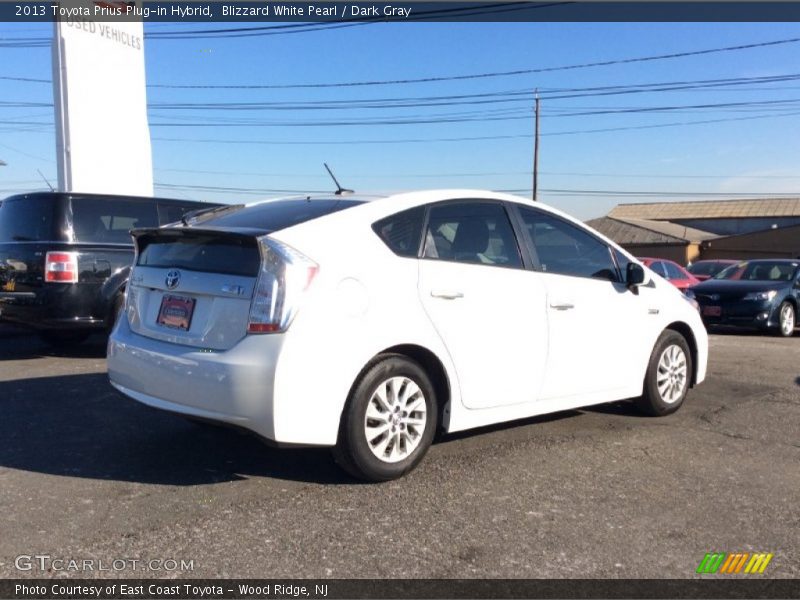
[777, 301, 795, 337]
[333, 354, 437, 482]
[636, 330, 693, 416]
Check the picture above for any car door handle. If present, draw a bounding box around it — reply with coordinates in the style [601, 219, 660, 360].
[549, 302, 575, 311]
[430, 290, 464, 300]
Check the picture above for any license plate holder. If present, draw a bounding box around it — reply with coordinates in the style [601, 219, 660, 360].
[157, 294, 196, 331]
[702, 305, 721, 317]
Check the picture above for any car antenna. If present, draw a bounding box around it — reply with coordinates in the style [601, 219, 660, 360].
[324, 163, 354, 196]
[37, 169, 54, 192]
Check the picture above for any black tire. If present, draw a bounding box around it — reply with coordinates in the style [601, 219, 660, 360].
[333, 354, 438, 482]
[635, 330, 693, 417]
[39, 330, 91, 347]
[776, 301, 795, 337]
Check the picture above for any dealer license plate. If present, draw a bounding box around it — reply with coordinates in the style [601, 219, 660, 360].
[157, 294, 196, 331]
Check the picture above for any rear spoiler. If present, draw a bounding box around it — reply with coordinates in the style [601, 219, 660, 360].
[131, 226, 270, 241]
[130, 227, 272, 255]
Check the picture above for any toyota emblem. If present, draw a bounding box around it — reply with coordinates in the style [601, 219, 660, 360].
[165, 270, 181, 290]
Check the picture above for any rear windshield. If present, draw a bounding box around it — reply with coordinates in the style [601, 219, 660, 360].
[137, 234, 261, 277]
[71, 197, 158, 244]
[0, 196, 59, 242]
[202, 198, 364, 231]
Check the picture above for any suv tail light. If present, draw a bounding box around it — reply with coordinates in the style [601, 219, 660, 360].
[44, 251, 79, 283]
[247, 237, 318, 334]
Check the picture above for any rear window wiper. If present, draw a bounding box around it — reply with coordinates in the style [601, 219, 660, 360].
[181, 203, 245, 226]
[11, 235, 37, 241]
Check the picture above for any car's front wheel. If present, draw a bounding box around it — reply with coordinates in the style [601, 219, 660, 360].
[636, 330, 693, 416]
[333, 354, 438, 482]
[777, 301, 795, 337]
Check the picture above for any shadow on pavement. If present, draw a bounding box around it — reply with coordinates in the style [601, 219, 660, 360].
[581, 400, 649, 418]
[0, 326, 107, 360]
[437, 409, 582, 444]
[0, 372, 357, 486]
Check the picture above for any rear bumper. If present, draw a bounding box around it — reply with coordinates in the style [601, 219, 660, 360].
[108, 316, 286, 442]
[0, 285, 105, 330]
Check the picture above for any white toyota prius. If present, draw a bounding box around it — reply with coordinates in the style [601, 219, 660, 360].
[108, 190, 708, 481]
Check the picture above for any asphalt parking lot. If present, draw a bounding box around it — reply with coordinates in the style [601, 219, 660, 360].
[0, 323, 798, 579]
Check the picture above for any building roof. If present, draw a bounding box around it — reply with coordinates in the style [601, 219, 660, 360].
[613, 217, 718, 242]
[608, 198, 800, 220]
[587, 216, 717, 245]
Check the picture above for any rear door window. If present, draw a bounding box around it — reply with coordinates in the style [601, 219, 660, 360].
[71, 197, 158, 244]
[0, 196, 58, 242]
[422, 202, 523, 268]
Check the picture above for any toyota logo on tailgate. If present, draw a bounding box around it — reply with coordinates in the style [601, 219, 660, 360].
[165, 270, 181, 290]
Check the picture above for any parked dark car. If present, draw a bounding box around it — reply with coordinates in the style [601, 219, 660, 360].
[687, 259, 800, 337]
[687, 259, 741, 282]
[0, 192, 218, 346]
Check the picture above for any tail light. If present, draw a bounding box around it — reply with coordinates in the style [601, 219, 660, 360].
[247, 237, 318, 334]
[44, 251, 79, 283]
[124, 284, 138, 327]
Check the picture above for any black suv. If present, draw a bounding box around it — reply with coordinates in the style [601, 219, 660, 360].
[0, 192, 219, 345]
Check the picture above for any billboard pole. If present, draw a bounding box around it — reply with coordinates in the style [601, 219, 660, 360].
[52, 18, 70, 192]
[532, 90, 540, 202]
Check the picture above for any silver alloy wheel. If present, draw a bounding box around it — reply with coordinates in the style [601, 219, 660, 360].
[364, 376, 427, 463]
[656, 344, 688, 405]
[780, 304, 795, 336]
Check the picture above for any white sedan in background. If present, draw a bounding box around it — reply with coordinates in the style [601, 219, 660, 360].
[108, 190, 707, 481]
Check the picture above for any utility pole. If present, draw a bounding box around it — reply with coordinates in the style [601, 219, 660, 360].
[532, 90, 540, 202]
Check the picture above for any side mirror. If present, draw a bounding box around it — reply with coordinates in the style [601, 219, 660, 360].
[626, 262, 646, 287]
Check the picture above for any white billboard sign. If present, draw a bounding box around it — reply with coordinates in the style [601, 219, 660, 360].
[52, 1, 153, 196]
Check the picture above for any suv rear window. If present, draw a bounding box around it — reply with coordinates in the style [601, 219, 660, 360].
[203, 198, 364, 232]
[0, 196, 58, 242]
[71, 197, 158, 244]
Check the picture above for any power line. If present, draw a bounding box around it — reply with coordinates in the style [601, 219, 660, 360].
[154, 182, 329, 195]
[147, 107, 800, 145]
[540, 189, 800, 197]
[145, 36, 800, 89]
[142, 74, 800, 110]
[153, 181, 800, 198]
[145, 3, 567, 39]
[496, 188, 800, 198]
[144, 100, 800, 127]
[152, 167, 800, 180]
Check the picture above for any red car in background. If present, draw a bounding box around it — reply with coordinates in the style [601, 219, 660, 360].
[638, 257, 700, 292]
[687, 259, 741, 282]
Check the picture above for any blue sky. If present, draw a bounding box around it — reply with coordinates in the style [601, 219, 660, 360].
[1, 20, 800, 219]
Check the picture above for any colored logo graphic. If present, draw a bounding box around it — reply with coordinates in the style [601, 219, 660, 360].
[697, 552, 774, 574]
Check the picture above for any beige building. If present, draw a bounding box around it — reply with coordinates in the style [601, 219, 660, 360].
[588, 198, 800, 265]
